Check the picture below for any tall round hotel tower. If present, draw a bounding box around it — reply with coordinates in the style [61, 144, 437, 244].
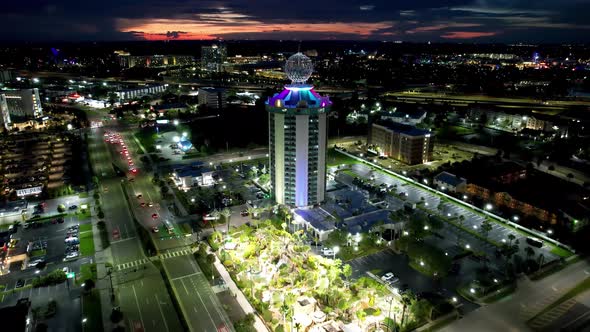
[266, 53, 332, 207]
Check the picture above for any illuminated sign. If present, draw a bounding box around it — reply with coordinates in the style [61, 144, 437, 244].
[16, 186, 43, 197]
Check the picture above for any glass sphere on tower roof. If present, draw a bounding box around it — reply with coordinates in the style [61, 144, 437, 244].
[285, 52, 313, 84]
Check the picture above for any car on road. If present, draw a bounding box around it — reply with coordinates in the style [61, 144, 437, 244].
[140, 202, 146, 207]
[65, 252, 79, 260]
[321, 248, 334, 256]
[69, 205, 78, 210]
[151, 213, 158, 219]
[28, 259, 44, 268]
[381, 272, 400, 284]
[147, 202, 153, 207]
[240, 210, 249, 216]
[151, 226, 159, 233]
[62, 267, 70, 274]
[15, 279, 24, 288]
[136, 194, 142, 199]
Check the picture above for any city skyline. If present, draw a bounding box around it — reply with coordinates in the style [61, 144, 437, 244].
[1, 1, 589, 42]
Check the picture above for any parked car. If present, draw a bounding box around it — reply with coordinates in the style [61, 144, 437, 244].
[151, 226, 159, 233]
[240, 210, 249, 216]
[321, 248, 334, 256]
[15, 279, 24, 288]
[68, 205, 78, 210]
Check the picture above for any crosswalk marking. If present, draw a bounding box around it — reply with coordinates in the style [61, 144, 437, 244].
[116, 248, 194, 270]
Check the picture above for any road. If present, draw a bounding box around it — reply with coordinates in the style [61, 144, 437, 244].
[115, 120, 235, 331]
[86, 115, 183, 332]
[440, 259, 590, 332]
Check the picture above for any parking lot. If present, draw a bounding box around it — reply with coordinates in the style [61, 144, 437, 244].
[337, 163, 558, 265]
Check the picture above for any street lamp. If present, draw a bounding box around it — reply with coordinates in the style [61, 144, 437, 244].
[463, 195, 468, 200]
[420, 260, 425, 266]
[465, 244, 471, 249]
[182, 132, 188, 137]
[82, 318, 87, 324]
[173, 119, 179, 126]
[485, 204, 493, 211]
[513, 215, 519, 221]
[385, 295, 394, 332]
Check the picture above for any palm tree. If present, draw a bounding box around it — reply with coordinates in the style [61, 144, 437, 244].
[507, 234, 516, 247]
[285, 211, 293, 232]
[206, 253, 216, 280]
[210, 209, 220, 231]
[221, 208, 231, 237]
[525, 246, 535, 261]
[537, 253, 545, 267]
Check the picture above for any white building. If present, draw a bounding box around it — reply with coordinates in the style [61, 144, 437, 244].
[267, 53, 332, 207]
[116, 85, 166, 101]
[172, 167, 215, 190]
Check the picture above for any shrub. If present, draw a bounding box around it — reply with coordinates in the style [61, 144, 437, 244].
[57, 204, 66, 213]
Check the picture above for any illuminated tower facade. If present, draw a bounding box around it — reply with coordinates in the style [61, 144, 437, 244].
[266, 53, 332, 207]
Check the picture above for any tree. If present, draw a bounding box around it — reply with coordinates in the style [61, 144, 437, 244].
[221, 208, 232, 236]
[206, 253, 216, 279]
[479, 219, 493, 241]
[342, 264, 352, 285]
[525, 246, 535, 261]
[57, 204, 66, 213]
[507, 234, 516, 247]
[83, 279, 95, 292]
[548, 165, 555, 171]
[110, 307, 123, 324]
[210, 209, 220, 231]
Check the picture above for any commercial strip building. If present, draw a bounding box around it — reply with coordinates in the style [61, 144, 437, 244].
[433, 171, 466, 193]
[197, 87, 227, 109]
[267, 53, 331, 207]
[369, 121, 434, 165]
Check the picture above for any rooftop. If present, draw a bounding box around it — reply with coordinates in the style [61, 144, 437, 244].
[375, 121, 432, 137]
[267, 85, 332, 109]
[434, 171, 466, 187]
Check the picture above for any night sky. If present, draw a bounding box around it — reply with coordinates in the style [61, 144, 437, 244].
[2, 0, 590, 42]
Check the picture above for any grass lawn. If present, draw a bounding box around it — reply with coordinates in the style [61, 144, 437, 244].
[82, 289, 104, 332]
[79, 223, 92, 233]
[528, 277, 590, 322]
[77, 263, 97, 285]
[75, 209, 92, 221]
[79, 230, 95, 256]
[327, 148, 359, 167]
[134, 130, 158, 153]
[78, 192, 89, 198]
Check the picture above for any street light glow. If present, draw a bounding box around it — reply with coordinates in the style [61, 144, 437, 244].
[485, 204, 493, 210]
[173, 119, 179, 126]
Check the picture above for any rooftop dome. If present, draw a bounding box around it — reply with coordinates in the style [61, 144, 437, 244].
[285, 52, 313, 84]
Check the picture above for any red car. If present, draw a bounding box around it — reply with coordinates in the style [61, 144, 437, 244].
[151, 213, 158, 219]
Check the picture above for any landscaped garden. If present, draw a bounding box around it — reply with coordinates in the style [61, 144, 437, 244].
[210, 221, 441, 332]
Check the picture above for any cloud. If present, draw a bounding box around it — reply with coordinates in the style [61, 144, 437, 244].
[360, 5, 375, 11]
[441, 31, 498, 39]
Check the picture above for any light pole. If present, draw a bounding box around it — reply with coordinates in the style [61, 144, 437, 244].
[386, 295, 394, 332]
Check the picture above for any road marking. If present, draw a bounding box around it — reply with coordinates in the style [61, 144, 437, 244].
[111, 236, 135, 244]
[155, 293, 170, 332]
[170, 272, 200, 281]
[180, 279, 190, 295]
[131, 284, 146, 331]
[193, 279, 217, 329]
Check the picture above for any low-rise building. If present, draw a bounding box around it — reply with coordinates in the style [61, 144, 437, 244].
[198, 87, 227, 109]
[433, 171, 466, 193]
[171, 165, 215, 189]
[116, 85, 166, 101]
[369, 121, 434, 165]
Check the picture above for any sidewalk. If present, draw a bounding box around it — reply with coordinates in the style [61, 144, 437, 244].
[91, 215, 115, 331]
[212, 251, 269, 332]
